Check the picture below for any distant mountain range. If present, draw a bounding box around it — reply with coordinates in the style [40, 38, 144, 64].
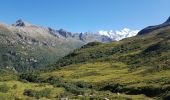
[9, 19, 139, 42]
[10, 19, 112, 43]
[98, 28, 139, 41]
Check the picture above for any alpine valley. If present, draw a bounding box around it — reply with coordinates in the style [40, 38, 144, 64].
[0, 17, 169, 100]
[0, 19, 138, 72]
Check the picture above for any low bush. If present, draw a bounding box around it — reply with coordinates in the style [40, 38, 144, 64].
[19, 73, 40, 82]
[163, 92, 170, 100]
[23, 88, 51, 99]
[75, 81, 93, 88]
[100, 83, 124, 93]
[0, 84, 10, 93]
[46, 76, 85, 95]
[12, 84, 17, 89]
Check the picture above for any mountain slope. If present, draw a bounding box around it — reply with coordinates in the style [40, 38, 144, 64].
[138, 17, 170, 35]
[0, 23, 84, 72]
[38, 17, 170, 99]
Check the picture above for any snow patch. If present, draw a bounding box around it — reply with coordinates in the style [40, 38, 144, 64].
[98, 28, 139, 41]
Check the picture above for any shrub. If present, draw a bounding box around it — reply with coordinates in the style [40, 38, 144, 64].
[14, 97, 21, 100]
[0, 84, 10, 93]
[19, 73, 40, 82]
[23, 88, 51, 99]
[125, 86, 163, 97]
[81, 42, 102, 49]
[60, 82, 84, 95]
[100, 83, 124, 93]
[12, 84, 17, 89]
[46, 76, 85, 95]
[163, 92, 170, 100]
[75, 81, 93, 88]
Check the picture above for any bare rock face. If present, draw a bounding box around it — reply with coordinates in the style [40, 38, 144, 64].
[57, 29, 73, 38]
[76, 32, 113, 43]
[48, 27, 60, 38]
[12, 19, 32, 27]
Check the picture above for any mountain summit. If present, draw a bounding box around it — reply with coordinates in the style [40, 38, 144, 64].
[138, 16, 170, 35]
[164, 16, 170, 24]
[12, 19, 33, 27]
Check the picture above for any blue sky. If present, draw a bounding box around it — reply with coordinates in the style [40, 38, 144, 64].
[0, 0, 170, 32]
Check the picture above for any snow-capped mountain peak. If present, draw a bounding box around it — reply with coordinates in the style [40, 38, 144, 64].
[98, 28, 139, 41]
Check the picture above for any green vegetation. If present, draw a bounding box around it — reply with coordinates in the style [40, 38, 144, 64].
[37, 27, 169, 99]
[0, 69, 17, 81]
[0, 20, 170, 99]
[0, 84, 10, 93]
[20, 73, 40, 82]
[0, 81, 64, 100]
[23, 88, 51, 99]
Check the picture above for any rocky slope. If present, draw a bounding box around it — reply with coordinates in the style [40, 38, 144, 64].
[0, 21, 83, 72]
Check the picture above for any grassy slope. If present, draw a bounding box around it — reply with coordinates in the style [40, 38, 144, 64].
[0, 25, 169, 99]
[0, 68, 66, 100]
[0, 70, 152, 100]
[38, 27, 170, 99]
[0, 81, 65, 100]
